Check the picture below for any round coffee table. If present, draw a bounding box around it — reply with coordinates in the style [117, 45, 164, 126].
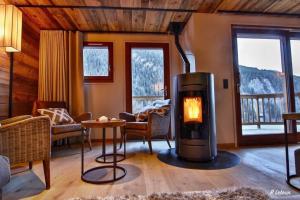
[81, 119, 126, 184]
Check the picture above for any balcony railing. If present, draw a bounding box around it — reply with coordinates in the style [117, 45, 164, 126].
[133, 94, 299, 128]
[241, 93, 300, 128]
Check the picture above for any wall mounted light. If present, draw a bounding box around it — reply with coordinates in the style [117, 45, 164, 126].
[0, 4, 22, 52]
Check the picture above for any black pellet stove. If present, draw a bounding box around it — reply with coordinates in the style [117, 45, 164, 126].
[170, 22, 217, 162]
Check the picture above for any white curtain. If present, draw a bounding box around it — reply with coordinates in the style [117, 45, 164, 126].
[38, 30, 85, 116]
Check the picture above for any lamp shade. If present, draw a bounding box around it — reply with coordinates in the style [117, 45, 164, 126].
[0, 5, 22, 52]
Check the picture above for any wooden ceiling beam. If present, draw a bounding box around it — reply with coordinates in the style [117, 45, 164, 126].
[209, 0, 226, 13]
[218, 10, 300, 18]
[258, 0, 278, 13]
[15, 4, 198, 13]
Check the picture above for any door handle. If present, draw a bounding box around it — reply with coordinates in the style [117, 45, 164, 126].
[236, 72, 241, 94]
[164, 86, 168, 97]
[236, 83, 240, 94]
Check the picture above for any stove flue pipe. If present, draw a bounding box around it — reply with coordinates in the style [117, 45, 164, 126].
[174, 34, 190, 73]
[168, 22, 190, 73]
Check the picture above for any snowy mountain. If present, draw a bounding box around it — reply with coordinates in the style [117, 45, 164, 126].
[239, 65, 300, 95]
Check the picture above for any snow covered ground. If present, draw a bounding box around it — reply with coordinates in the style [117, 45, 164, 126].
[242, 124, 300, 135]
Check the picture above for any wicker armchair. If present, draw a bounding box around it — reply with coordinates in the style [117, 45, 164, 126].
[119, 105, 171, 154]
[32, 101, 92, 149]
[0, 115, 51, 189]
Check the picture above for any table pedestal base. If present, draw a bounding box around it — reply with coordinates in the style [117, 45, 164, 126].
[287, 175, 300, 191]
[96, 153, 125, 163]
[81, 165, 127, 184]
[81, 120, 127, 184]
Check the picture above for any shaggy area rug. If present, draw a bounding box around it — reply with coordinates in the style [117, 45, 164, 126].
[70, 187, 272, 200]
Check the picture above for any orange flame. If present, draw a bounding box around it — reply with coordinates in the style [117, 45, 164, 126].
[183, 97, 202, 123]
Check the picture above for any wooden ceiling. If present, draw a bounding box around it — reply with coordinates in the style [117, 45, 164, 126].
[2, 0, 300, 33]
[2, 0, 202, 33]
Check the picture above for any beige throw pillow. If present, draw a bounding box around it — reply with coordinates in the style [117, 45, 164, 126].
[37, 108, 75, 125]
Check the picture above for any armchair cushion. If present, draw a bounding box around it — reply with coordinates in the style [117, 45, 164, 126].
[125, 122, 148, 130]
[52, 123, 81, 135]
[0, 155, 10, 188]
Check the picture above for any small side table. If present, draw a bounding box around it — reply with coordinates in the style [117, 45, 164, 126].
[81, 119, 126, 184]
[95, 123, 126, 164]
[283, 113, 300, 191]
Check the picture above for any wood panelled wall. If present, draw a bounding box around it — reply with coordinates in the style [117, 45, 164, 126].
[0, 16, 40, 119]
[0, 50, 10, 119]
[12, 17, 40, 116]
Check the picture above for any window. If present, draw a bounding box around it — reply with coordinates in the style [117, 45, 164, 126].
[83, 42, 113, 82]
[125, 43, 170, 113]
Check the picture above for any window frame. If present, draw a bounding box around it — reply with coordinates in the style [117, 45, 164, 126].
[83, 42, 114, 83]
[231, 26, 300, 146]
[125, 42, 170, 113]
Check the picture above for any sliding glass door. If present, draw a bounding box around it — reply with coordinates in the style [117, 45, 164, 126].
[237, 37, 287, 136]
[233, 28, 299, 145]
[290, 38, 300, 132]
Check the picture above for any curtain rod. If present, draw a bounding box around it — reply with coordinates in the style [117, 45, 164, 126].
[39, 29, 170, 34]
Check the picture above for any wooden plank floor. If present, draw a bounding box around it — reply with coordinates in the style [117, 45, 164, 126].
[3, 141, 300, 200]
